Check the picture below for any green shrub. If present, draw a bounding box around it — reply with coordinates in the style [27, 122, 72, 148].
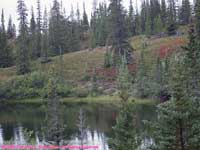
[96, 86, 104, 95]
[104, 50, 113, 68]
[119, 89, 130, 102]
[75, 87, 89, 98]
[0, 71, 49, 100]
[88, 84, 104, 97]
[0, 82, 12, 99]
[81, 74, 91, 81]
[8, 72, 48, 89]
[26, 72, 48, 88]
[42, 81, 73, 98]
[10, 87, 40, 99]
[57, 84, 73, 97]
[0, 71, 81, 100]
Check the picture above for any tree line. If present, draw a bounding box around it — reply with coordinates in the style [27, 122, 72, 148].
[0, 0, 193, 74]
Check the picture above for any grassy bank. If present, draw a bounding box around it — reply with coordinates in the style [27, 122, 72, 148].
[0, 35, 185, 105]
[0, 35, 186, 82]
[0, 48, 105, 82]
[2, 95, 157, 105]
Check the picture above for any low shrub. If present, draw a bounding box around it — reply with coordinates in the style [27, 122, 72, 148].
[9, 72, 48, 89]
[119, 89, 130, 102]
[0, 71, 90, 100]
[0, 82, 12, 99]
[81, 74, 91, 81]
[104, 50, 113, 68]
[75, 87, 89, 98]
[11, 87, 41, 99]
[0, 72, 48, 100]
[56, 84, 73, 97]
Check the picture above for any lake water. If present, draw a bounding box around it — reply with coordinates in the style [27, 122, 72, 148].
[0, 102, 156, 149]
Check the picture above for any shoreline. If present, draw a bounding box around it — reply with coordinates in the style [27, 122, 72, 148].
[0, 95, 157, 105]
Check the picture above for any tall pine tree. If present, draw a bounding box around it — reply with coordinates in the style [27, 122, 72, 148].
[182, 24, 200, 103]
[179, 0, 191, 25]
[91, 2, 108, 48]
[29, 7, 37, 59]
[134, 1, 141, 35]
[108, 0, 133, 64]
[109, 101, 141, 150]
[16, 0, 30, 74]
[68, 5, 81, 51]
[36, 0, 42, 57]
[195, 0, 200, 38]
[140, 0, 148, 33]
[7, 15, 15, 39]
[49, 0, 65, 55]
[134, 50, 150, 98]
[82, 2, 89, 32]
[161, 0, 167, 27]
[41, 7, 49, 62]
[167, 0, 177, 25]
[127, 0, 136, 37]
[0, 9, 13, 68]
[149, 26, 200, 149]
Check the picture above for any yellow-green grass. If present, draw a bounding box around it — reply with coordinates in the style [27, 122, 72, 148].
[130, 35, 187, 52]
[130, 35, 187, 74]
[0, 35, 186, 82]
[0, 48, 106, 81]
[4, 96, 157, 105]
[38, 48, 106, 81]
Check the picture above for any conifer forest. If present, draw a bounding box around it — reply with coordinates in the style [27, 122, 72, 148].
[0, 0, 200, 149]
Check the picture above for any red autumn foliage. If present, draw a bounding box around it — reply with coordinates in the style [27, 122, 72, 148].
[87, 67, 117, 79]
[128, 64, 137, 73]
[87, 64, 137, 80]
[87, 38, 186, 80]
[95, 67, 118, 78]
[155, 38, 186, 59]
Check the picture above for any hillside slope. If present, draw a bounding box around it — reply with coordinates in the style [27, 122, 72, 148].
[0, 35, 186, 82]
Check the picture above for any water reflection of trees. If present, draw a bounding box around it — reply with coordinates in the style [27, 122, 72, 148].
[0, 96, 156, 149]
[43, 78, 65, 146]
[109, 102, 142, 150]
[0, 125, 3, 145]
[76, 108, 87, 150]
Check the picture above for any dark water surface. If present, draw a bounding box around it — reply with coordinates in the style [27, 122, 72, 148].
[0, 102, 156, 149]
